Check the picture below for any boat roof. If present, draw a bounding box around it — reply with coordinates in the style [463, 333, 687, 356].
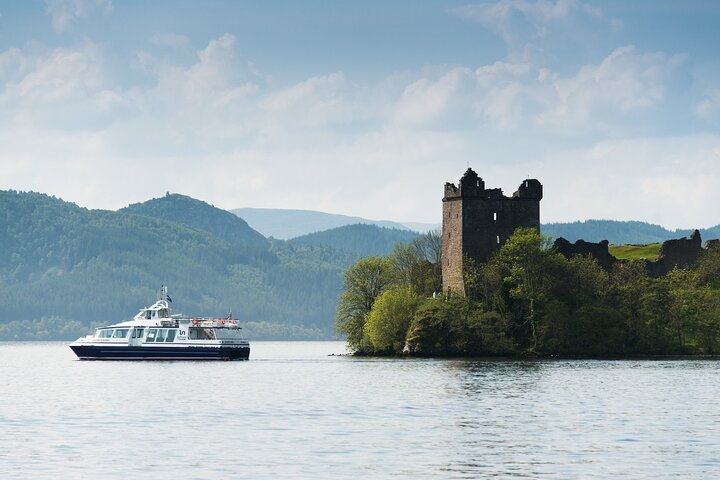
[96, 286, 239, 329]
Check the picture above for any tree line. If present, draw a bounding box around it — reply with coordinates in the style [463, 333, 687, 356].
[336, 228, 720, 356]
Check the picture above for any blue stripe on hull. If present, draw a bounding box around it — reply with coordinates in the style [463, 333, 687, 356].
[70, 344, 250, 361]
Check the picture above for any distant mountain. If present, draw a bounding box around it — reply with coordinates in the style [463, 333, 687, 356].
[232, 206, 719, 245]
[231, 207, 425, 239]
[289, 224, 421, 259]
[123, 193, 268, 250]
[402, 222, 441, 233]
[542, 220, 720, 244]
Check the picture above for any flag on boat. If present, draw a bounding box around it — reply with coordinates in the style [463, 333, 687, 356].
[226, 310, 232, 320]
[167, 295, 172, 303]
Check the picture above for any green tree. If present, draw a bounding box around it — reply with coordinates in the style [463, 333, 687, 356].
[335, 256, 392, 351]
[364, 286, 420, 353]
[388, 241, 436, 296]
[608, 260, 651, 350]
[497, 227, 560, 350]
[405, 296, 469, 356]
[695, 245, 720, 289]
[410, 229, 442, 294]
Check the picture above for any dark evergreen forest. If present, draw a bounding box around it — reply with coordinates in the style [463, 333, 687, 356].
[0, 191, 418, 340]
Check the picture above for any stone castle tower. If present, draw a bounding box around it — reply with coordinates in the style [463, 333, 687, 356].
[441, 168, 543, 295]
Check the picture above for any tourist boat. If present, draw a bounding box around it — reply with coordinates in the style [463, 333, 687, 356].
[69, 286, 250, 360]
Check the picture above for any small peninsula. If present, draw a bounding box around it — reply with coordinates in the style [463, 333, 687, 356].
[336, 169, 720, 357]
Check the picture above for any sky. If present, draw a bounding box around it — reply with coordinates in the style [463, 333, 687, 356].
[0, 0, 719, 229]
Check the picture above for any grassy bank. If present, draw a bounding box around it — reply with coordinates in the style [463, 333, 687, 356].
[609, 243, 661, 260]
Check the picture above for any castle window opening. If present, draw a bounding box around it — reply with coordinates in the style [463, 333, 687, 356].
[493, 212, 497, 221]
[497, 235, 500, 244]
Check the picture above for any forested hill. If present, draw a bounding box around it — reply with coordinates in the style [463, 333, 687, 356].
[288, 224, 420, 258]
[542, 220, 720, 244]
[0, 190, 278, 333]
[122, 193, 268, 250]
[0, 190, 417, 341]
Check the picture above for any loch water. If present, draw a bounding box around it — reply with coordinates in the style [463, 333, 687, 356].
[1, 341, 719, 479]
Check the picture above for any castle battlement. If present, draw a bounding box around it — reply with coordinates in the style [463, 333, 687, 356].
[443, 169, 543, 202]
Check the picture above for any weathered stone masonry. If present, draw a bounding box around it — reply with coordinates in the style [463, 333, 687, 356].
[553, 230, 712, 277]
[441, 168, 543, 295]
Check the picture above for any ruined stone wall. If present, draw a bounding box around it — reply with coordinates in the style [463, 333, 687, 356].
[441, 192, 464, 295]
[645, 230, 703, 277]
[553, 238, 617, 271]
[554, 230, 709, 277]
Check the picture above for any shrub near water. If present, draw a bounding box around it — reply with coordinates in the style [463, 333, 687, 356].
[364, 287, 420, 353]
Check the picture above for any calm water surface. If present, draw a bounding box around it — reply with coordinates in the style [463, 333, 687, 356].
[1, 341, 719, 479]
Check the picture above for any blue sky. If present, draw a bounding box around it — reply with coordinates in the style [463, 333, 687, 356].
[0, 1, 719, 229]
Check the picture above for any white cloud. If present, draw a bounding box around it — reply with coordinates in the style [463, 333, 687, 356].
[453, 0, 621, 62]
[0, 41, 119, 128]
[475, 61, 533, 87]
[45, 0, 112, 33]
[394, 68, 472, 126]
[537, 134, 720, 228]
[536, 46, 686, 129]
[261, 72, 357, 129]
[0, 32, 717, 229]
[388, 46, 688, 133]
[128, 34, 261, 141]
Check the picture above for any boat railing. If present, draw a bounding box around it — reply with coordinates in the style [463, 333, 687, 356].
[187, 317, 241, 328]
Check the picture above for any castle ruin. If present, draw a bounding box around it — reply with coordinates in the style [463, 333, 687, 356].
[441, 168, 543, 295]
[554, 230, 709, 277]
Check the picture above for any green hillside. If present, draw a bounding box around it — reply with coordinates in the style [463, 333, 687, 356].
[124, 193, 268, 249]
[0, 191, 418, 341]
[288, 224, 420, 258]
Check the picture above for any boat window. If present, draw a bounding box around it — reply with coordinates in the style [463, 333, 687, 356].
[165, 329, 176, 342]
[98, 329, 114, 338]
[188, 327, 215, 340]
[132, 328, 144, 339]
[145, 310, 152, 320]
[112, 329, 129, 338]
[146, 329, 157, 342]
[214, 328, 243, 340]
[156, 329, 166, 342]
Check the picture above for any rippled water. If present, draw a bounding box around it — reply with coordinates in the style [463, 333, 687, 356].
[1, 342, 719, 478]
